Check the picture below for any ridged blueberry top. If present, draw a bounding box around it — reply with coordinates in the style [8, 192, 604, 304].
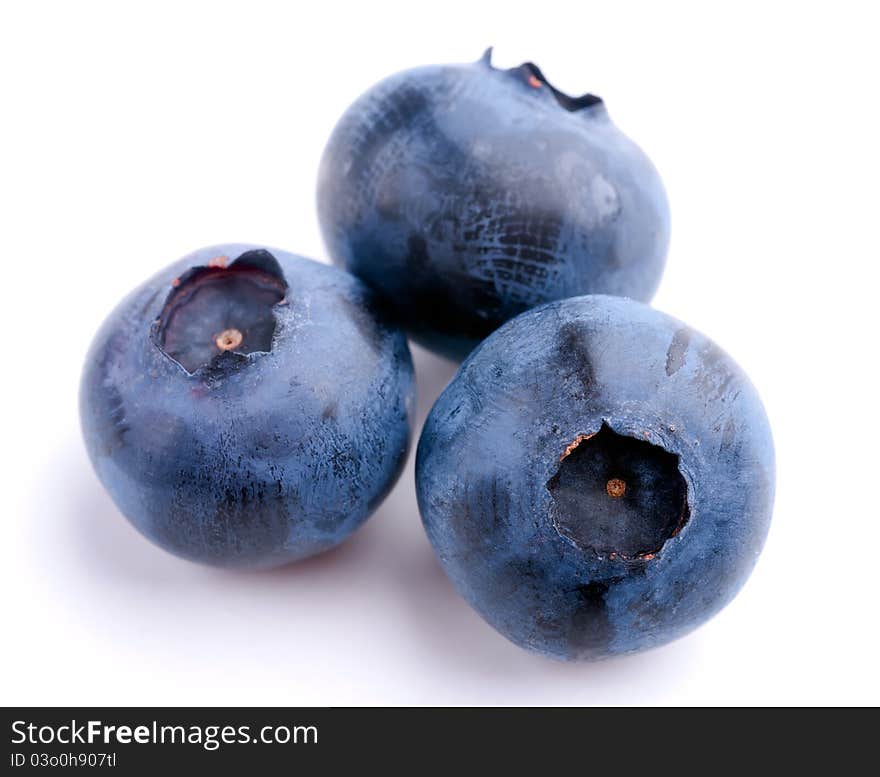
[417, 294, 774, 658]
[318, 52, 670, 359]
[81, 244, 414, 567]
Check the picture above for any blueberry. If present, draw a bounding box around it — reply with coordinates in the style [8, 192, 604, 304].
[416, 295, 774, 659]
[317, 49, 670, 361]
[80, 245, 414, 568]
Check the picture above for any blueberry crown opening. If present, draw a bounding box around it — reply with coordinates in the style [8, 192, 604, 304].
[152, 249, 288, 374]
[518, 62, 603, 111]
[481, 48, 603, 112]
[547, 423, 689, 561]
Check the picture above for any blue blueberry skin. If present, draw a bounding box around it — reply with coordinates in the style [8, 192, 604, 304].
[317, 49, 670, 361]
[80, 244, 414, 569]
[416, 295, 774, 659]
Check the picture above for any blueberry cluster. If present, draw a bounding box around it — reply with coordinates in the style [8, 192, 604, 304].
[81, 52, 774, 660]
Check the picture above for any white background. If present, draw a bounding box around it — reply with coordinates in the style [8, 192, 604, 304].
[1, 1, 878, 705]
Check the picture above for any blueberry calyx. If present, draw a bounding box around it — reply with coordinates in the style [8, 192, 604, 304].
[547, 422, 690, 561]
[479, 47, 603, 112]
[515, 62, 603, 112]
[152, 249, 288, 375]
